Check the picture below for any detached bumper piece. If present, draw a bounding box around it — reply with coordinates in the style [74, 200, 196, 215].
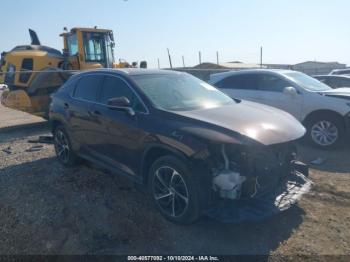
[206, 165, 312, 224]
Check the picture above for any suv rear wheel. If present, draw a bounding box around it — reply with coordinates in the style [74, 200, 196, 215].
[148, 155, 203, 224]
[53, 125, 78, 166]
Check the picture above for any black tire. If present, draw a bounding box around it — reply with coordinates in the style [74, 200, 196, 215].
[53, 125, 78, 166]
[148, 155, 204, 224]
[305, 114, 344, 149]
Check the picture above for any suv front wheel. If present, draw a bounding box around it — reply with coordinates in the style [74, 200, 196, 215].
[306, 115, 344, 149]
[148, 155, 204, 224]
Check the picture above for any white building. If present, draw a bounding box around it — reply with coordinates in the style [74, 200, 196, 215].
[292, 61, 346, 75]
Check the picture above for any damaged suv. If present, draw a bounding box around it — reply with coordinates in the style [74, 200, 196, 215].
[49, 69, 311, 224]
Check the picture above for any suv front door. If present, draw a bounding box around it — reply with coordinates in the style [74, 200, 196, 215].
[256, 73, 303, 119]
[91, 75, 146, 177]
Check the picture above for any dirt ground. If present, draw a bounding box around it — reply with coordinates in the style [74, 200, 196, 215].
[0, 123, 349, 259]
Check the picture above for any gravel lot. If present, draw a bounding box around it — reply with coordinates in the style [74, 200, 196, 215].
[0, 123, 349, 258]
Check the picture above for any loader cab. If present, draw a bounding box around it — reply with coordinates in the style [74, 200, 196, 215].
[61, 28, 115, 70]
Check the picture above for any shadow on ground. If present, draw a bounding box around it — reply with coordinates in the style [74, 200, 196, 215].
[297, 144, 350, 173]
[0, 122, 50, 144]
[0, 157, 304, 255]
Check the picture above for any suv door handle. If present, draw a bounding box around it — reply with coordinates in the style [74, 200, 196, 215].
[63, 102, 69, 109]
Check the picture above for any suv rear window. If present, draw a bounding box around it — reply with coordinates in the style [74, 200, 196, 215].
[73, 75, 104, 102]
[215, 74, 259, 90]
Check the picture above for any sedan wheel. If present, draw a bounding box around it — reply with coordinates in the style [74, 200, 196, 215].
[310, 120, 338, 147]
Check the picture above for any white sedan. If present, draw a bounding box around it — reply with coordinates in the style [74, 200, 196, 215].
[209, 69, 350, 149]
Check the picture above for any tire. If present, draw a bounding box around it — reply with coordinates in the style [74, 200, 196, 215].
[305, 114, 344, 149]
[148, 155, 204, 224]
[53, 125, 78, 166]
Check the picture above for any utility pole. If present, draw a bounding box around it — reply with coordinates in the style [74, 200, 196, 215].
[167, 48, 173, 69]
[260, 46, 263, 68]
[216, 51, 219, 65]
[199, 51, 202, 64]
[182, 56, 185, 68]
[157, 58, 160, 69]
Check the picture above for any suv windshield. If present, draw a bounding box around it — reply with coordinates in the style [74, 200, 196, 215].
[284, 71, 331, 91]
[132, 73, 234, 111]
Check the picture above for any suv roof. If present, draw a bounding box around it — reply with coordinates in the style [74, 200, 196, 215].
[329, 69, 350, 75]
[314, 74, 350, 78]
[75, 68, 183, 77]
[209, 69, 294, 83]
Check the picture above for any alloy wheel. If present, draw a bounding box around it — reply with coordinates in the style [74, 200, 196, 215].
[311, 120, 338, 146]
[152, 166, 189, 218]
[54, 130, 70, 163]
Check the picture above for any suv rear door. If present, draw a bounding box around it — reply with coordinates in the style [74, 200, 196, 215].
[70, 74, 104, 148]
[214, 73, 263, 103]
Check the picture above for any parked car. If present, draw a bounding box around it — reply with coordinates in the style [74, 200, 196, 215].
[49, 69, 310, 224]
[313, 75, 350, 89]
[329, 68, 350, 76]
[209, 69, 350, 149]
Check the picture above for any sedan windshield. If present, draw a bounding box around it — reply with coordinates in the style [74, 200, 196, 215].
[284, 71, 332, 91]
[131, 73, 234, 111]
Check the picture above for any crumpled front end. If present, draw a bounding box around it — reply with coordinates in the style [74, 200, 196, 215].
[207, 141, 312, 223]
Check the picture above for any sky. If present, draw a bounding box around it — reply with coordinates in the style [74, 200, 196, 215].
[1, 0, 350, 68]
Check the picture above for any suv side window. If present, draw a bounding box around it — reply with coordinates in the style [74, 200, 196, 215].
[73, 75, 103, 102]
[256, 74, 290, 92]
[327, 78, 339, 87]
[216, 74, 259, 90]
[337, 78, 350, 87]
[318, 78, 328, 84]
[321, 77, 334, 87]
[99, 76, 146, 112]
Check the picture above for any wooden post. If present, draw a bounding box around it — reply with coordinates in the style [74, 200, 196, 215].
[182, 56, 185, 67]
[199, 51, 202, 64]
[216, 51, 219, 65]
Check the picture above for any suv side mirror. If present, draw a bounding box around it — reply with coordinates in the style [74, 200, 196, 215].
[283, 86, 298, 97]
[107, 97, 135, 116]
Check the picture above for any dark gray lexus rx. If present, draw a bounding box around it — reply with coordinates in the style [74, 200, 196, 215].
[49, 69, 311, 224]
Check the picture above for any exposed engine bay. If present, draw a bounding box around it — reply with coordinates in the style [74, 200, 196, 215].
[208, 141, 311, 223]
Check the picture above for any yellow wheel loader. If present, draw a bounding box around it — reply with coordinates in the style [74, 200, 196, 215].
[0, 27, 146, 118]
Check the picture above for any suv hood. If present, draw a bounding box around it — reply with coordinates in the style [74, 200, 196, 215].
[319, 88, 350, 99]
[174, 101, 306, 145]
